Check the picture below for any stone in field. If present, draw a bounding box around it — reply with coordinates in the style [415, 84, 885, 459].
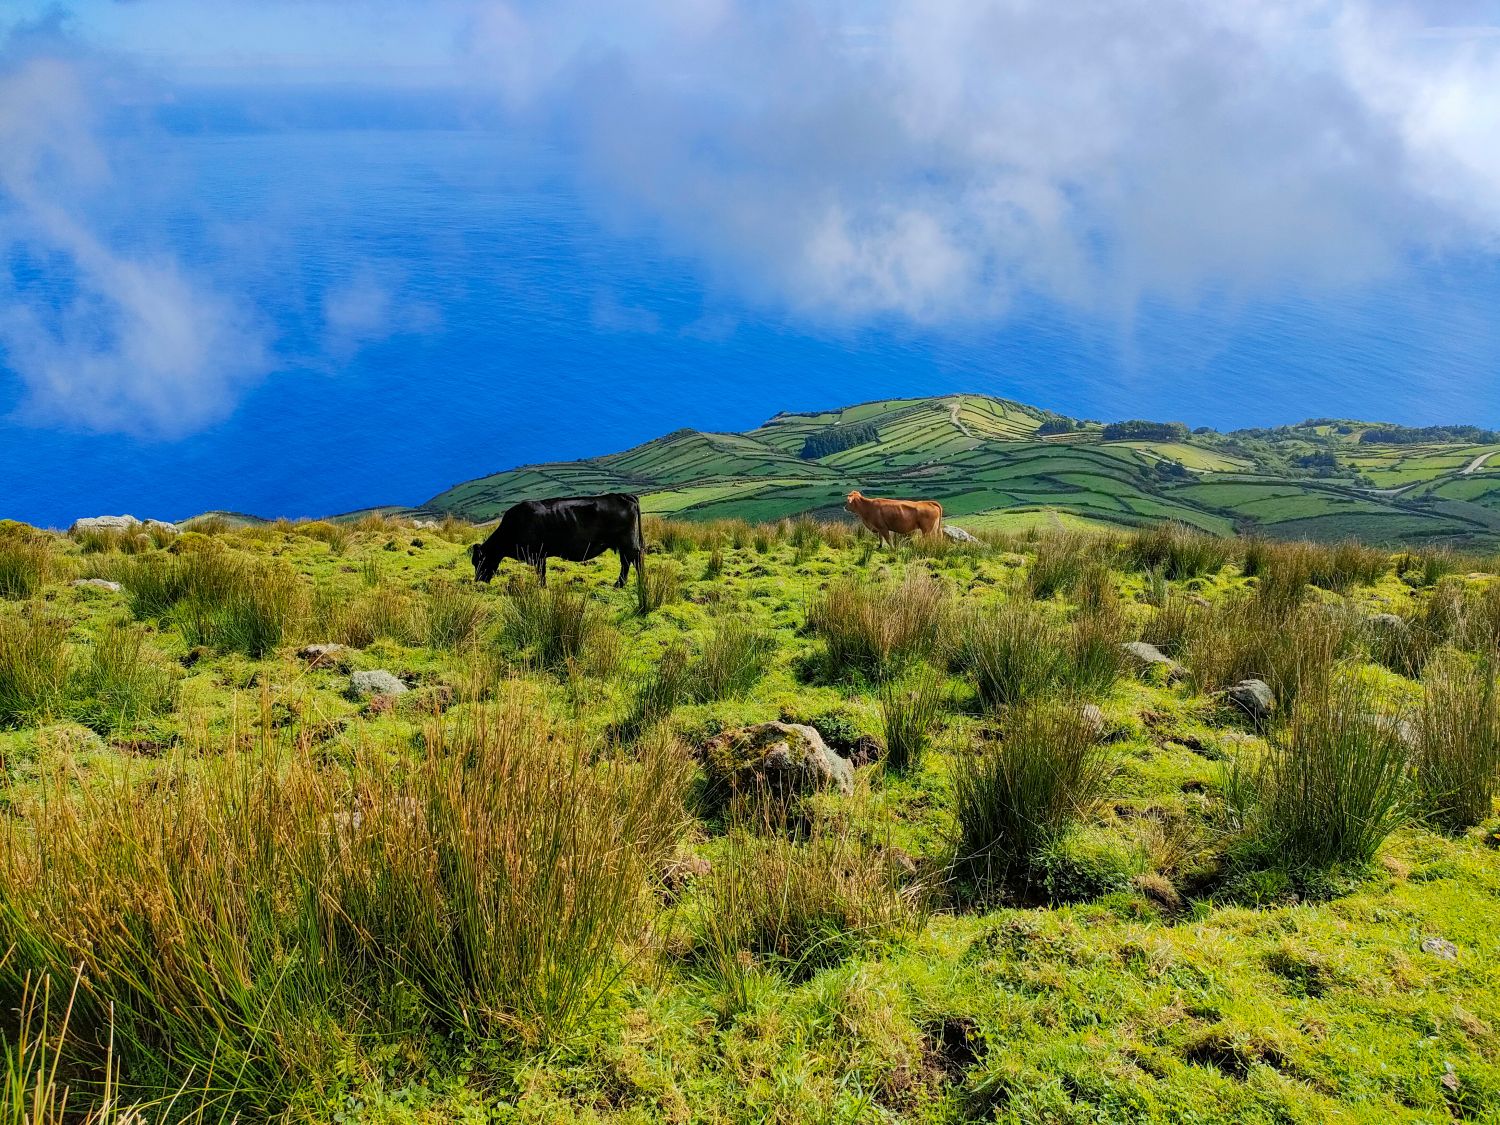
[350, 670, 408, 698]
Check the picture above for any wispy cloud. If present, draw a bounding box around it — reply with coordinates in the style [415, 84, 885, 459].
[0, 32, 273, 436]
[461, 0, 1500, 322]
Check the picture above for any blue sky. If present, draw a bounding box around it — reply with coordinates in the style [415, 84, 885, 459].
[4, 2, 1500, 521]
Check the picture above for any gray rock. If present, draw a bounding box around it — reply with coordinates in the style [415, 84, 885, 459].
[942, 525, 980, 543]
[71, 578, 122, 593]
[1367, 613, 1407, 632]
[70, 515, 139, 533]
[1077, 703, 1108, 738]
[1227, 679, 1275, 722]
[349, 670, 408, 698]
[1121, 640, 1186, 682]
[706, 721, 854, 797]
[143, 519, 180, 534]
[1421, 937, 1458, 961]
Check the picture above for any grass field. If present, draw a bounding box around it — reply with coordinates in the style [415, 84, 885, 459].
[423, 395, 1500, 549]
[2, 514, 1499, 1123]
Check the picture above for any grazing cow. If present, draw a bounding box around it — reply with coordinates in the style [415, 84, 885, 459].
[844, 490, 943, 546]
[469, 493, 644, 588]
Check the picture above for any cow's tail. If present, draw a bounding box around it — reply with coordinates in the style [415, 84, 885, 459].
[622, 493, 646, 556]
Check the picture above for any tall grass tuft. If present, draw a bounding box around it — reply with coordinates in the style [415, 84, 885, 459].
[424, 578, 490, 649]
[1414, 656, 1500, 831]
[878, 665, 944, 773]
[1185, 597, 1355, 714]
[619, 643, 694, 740]
[1062, 603, 1128, 697]
[1128, 522, 1229, 580]
[69, 624, 179, 733]
[691, 618, 775, 702]
[808, 570, 949, 680]
[504, 584, 606, 672]
[954, 600, 1062, 710]
[635, 560, 683, 615]
[0, 694, 689, 1114]
[695, 823, 923, 987]
[0, 530, 52, 600]
[953, 703, 1112, 892]
[1228, 681, 1409, 874]
[0, 611, 71, 727]
[173, 561, 305, 658]
[1025, 531, 1095, 599]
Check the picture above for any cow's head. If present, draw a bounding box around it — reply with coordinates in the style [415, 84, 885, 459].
[844, 490, 864, 513]
[469, 540, 504, 583]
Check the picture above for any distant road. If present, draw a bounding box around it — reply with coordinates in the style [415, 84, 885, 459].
[1461, 450, 1497, 475]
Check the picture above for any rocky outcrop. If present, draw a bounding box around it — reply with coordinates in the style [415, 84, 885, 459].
[1226, 679, 1275, 722]
[704, 721, 854, 798]
[1121, 640, 1186, 682]
[942, 525, 980, 543]
[71, 578, 122, 593]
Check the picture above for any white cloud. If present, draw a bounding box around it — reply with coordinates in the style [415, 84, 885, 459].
[0, 51, 272, 436]
[461, 0, 1500, 322]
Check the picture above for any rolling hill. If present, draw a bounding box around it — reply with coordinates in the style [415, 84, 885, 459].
[419, 395, 1500, 546]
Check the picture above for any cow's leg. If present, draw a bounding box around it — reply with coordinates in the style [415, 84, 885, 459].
[616, 548, 634, 588]
[536, 556, 548, 587]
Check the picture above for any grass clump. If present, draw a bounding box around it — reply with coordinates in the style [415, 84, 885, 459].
[69, 624, 179, 734]
[696, 826, 923, 987]
[1414, 656, 1500, 832]
[1228, 681, 1409, 877]
[808, 570, 948, 681]
[635, 560, 683, 615]
[423, 578, 490, 649]
[691, 617, 774, 702]
[0, 696, 689, 1113]
[503, 583, 607, 672]
[0, 611, 71, 726]
[953, 702, 1112, 895]
[954, 600, 1061, 709]
[174, 561, 305, 658]
[1025, 531, 1096, 599]
[878, 665, 944, 773]
[1129, 522, 1229, 580]
[0, 531, 53, 600]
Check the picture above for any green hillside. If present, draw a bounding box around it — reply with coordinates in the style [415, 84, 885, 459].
[426, 395, 1500, 546]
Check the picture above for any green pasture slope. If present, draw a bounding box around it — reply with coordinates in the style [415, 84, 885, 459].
[425, 395, 1500, 547]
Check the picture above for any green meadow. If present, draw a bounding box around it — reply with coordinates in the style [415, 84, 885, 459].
[2, 514, 1499, 1123]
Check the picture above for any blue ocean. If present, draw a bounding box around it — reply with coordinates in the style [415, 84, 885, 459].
[5, 118, 1499, 528]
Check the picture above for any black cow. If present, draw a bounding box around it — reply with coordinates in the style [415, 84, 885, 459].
[469, 493, 644, 588]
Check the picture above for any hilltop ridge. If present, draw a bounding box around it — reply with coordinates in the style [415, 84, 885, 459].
[419, 394, 1500, 546]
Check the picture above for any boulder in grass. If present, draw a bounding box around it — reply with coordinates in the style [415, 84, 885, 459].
[70, 515, 139, 533]
[942, 525, 980, 543]
[71, 578, 122, 593]
[349, 670, 408, 698]
[705, 721, 854, 799]
[1226, 679, 1275, 723]
[1421, 937, 1458, 961]
[1367, 613, 1407, 632]
[143, 519, 180, 535]
[1121, 640, 1186, 682]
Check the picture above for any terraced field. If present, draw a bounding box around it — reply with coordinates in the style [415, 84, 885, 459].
[424, 395, 1500, 547]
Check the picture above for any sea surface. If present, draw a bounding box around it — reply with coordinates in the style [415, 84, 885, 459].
[4, 122, 1500, 527]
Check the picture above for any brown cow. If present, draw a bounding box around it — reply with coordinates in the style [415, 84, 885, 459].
[844, 490, 943, 546]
